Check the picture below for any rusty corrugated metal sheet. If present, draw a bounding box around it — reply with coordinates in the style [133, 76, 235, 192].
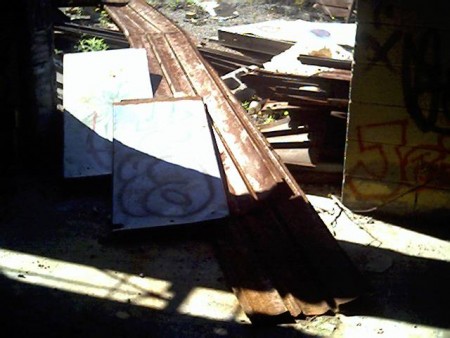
[105, 0, 363, 322]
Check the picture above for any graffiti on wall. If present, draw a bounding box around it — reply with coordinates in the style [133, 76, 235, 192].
[361, 2, 450, 135]
[347, 1, 450, 202]
[402, 30, 450, 135]
[347, 119, 450, 200]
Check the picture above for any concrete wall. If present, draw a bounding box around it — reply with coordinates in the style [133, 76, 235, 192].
[342, 0, 450, 214]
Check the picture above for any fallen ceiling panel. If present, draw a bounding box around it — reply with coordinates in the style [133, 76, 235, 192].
[112, 97, 229, 230]
[63, 48, 152, 177]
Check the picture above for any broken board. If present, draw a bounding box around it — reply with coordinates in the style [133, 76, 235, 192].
[218, 19, 357, 55]
[112, 97, 229, 230]
[63, 48, 152, 178]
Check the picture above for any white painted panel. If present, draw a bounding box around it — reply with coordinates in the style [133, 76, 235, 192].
[63, 48, 153, 177]
[112, 98, 229, 230]
[219, 19, 356, 47]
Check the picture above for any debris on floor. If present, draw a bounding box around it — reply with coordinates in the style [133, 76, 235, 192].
[263, 39, 352, 76]
[104, 0, 364, 323]
[204, 14, 356, 177]
[217, 18, 356, 57]
[52, 1, 364, 321]
[2, 1, 449, 337]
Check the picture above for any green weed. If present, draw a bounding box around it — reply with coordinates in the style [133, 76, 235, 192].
[75, 36, 109, 53]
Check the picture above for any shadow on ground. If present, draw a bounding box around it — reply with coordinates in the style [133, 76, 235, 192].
[368, 210, 450, 241]
[339, 240, 450, 329]
[0, 168, 317, 337]
[1, 164, 449, 335]
[0, 272, 312, 338]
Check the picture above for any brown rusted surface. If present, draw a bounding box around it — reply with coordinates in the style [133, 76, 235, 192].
[105, 0, 363, 322]
[198, 46, 265, 75]
[240, 68, 351, 112]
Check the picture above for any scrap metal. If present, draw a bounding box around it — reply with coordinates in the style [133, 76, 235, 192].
[54, 21, 129, 48]
[240, 68, 350, 112]
[104, 0, 363, 323]
[197, 46, 265, 75]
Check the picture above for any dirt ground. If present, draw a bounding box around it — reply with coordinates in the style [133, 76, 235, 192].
[155, 0, 331, 45]
[1, 160, 449, 337]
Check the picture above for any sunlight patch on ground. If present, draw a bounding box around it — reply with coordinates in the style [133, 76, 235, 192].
[177, 286, 247, 322]
[0, 247, 246, 323]
[0, 248, 172, 310]
[307, 194, 450, 262]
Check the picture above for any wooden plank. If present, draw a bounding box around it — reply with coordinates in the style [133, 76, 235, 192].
[112, 97, 229, 230]
[345, 139, 450, 190]
[347, 103, 450, 146]
[63, 48, 152, 178]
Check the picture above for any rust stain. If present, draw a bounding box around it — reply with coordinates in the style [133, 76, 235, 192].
[105, 0, 363, 322]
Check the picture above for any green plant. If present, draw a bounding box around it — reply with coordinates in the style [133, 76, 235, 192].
[294, 0, 306, 6]
[75, 36, 108, 52]
[98, 9, 112, 28]
[261, 109, 290, 125]
[263, 115, 275, 124]
[241, 100, 251, 111]
[67, 7, 83, 16]
[168, 0, 182, 10]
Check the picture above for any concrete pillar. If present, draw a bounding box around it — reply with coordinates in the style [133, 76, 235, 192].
[342, 0, 450, 214]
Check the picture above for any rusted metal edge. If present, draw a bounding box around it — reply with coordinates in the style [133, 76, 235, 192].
[114, 95, 203, 105]
[106, 0, 302, 201]
[105, 0, 364, 322]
